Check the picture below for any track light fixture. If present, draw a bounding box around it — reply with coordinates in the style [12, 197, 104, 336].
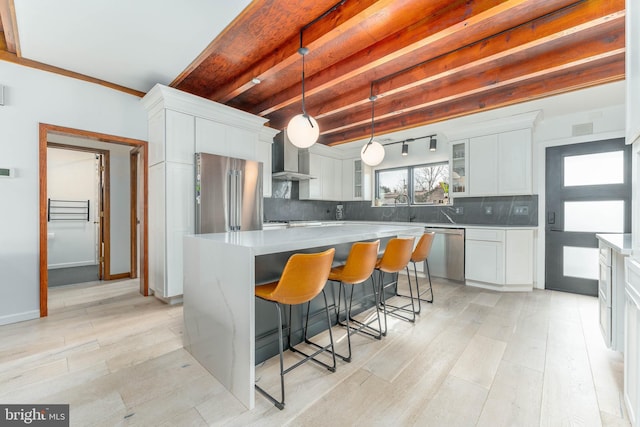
[381, 134, 437, 156]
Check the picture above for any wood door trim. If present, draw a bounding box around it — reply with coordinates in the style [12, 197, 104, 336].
[130, 149, 139, 280]
[39, 123, 149, 318]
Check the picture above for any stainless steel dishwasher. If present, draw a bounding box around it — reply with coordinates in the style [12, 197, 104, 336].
[424, 227, 465, 282]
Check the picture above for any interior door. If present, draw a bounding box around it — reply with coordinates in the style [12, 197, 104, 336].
[97, 153, 105, 280]
[545, 138, 630, 296]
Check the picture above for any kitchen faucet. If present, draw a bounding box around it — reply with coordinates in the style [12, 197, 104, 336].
[394, 194, 416, 222]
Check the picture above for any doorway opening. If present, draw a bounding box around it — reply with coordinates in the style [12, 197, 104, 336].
[545, 138, 631, 296]
[46, 145, 109, 287]
[39, 123, 148, 317]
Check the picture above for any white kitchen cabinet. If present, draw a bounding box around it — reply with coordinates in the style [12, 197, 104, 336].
[625, 257, 640, 427]
[299, 151, 322, 200]
[300, 151, 343, 201]
[148, 110, 165, 167]
[321, 156, 342, 200]
[141, 84, 278, 302]
[465, 228, 534, 291]
[598, 235, 631, 352]
[195, 116, 226, 155]
[469, 134, 498, 196]
[450, 139, 468, 196]
[465, 228, 505, 285]
[227, 126, 257, 160]
[148, 163, 166, 296]
[255, 140, 272, 198]
[498, 129, 532, 194]
[342, 158, 371, 201]
[166, 109, 195, 164]
[463, 129, 532, 197]
[505, 229, 534, 285]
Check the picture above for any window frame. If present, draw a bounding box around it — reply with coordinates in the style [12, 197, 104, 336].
[374, 160, 449, 206]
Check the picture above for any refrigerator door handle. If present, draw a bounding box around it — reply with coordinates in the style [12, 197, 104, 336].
[228, 170, 236, 231]
[236, 170, 243, 231]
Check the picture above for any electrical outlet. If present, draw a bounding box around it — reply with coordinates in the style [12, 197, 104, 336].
[484, 206, 493, 215]
[454, 207, 464, 215]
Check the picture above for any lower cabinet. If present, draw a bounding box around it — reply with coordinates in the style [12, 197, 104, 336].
[465, 228, 534, 291]
[624, 258, 640, 426]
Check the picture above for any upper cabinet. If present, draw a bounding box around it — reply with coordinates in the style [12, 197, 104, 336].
[342, 159, 372, 201]
[447, 112, 537, 198]
[450, 140, 468, 196]
[299, 150, 343, 201]
[497, 129, 532, 195]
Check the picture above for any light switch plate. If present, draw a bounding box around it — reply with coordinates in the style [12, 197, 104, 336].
[0, 168, 15, 178]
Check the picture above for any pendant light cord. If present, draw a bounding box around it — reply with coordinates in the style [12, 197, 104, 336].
[362, 83, 376, 154]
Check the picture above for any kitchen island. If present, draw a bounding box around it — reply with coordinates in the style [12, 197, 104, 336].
[183, 223, 424, 409]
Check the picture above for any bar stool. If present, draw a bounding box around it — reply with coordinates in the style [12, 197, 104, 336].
[375, 237, 416, 336]
[328, 240, 381, 362]
[254, 248, 336, 410]
[396, 232, 435, 313]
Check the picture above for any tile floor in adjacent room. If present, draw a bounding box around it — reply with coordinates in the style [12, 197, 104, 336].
[0, 277, 630, 426]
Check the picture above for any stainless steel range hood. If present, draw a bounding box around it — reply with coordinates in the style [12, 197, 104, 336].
[272, 131, 316, 181]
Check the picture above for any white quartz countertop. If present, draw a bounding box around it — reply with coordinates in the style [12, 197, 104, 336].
[596, 233, 633, 255]
[293, 220, 537, 230]
[186, 223, 425, 256]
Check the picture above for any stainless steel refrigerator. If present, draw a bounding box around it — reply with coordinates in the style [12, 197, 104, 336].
[195, 153, 263, 233]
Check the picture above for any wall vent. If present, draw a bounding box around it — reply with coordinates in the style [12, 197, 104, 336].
[572, 122, 593, 136]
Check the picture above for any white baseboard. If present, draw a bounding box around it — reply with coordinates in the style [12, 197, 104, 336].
[0, 309, 39, 326]
[465, 280, 533, 292]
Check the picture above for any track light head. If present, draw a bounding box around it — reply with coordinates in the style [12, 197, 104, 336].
[402, 142, 408, 156]
[429, 137, 437, 152]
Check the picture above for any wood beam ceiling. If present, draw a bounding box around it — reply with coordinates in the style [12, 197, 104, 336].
[171, 0, 624, 145]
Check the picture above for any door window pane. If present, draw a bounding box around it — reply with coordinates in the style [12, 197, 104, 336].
[563, 246, 599, 280]
[564, 151, 624, 186]
[376, 169, 408, 206]
[564, 200, 624, 233]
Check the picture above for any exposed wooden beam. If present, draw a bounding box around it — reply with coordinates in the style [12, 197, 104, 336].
[312, 15, 625, 135]
[0, 0, 19, 55]
[322, 56, 625, 145]
[303, 4, 625, 127]
[204, 0, 395, 103]
[252, 0, 582, 117]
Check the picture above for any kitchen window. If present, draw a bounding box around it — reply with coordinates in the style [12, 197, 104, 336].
[375, 162, 449, 206]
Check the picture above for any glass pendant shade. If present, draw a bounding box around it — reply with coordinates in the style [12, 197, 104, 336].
[287, 114, 319, 148]
[360, 140, 385, 166]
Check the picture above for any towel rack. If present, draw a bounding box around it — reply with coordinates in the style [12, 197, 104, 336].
[47, 198, 90, 222]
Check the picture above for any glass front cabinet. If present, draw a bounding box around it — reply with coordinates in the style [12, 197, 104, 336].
[450, 139, 468, 196]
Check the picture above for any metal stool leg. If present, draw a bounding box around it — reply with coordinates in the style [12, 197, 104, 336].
[255, 302, 286, 410]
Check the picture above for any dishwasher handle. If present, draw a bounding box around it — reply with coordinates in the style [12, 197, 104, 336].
[425, 227, 464, 235]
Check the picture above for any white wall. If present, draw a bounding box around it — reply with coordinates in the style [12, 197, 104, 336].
[0, 61, 146, 325]
[47, 148, 98, 268]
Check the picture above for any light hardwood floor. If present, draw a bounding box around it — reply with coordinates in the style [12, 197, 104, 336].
[0, 277, 630, 426]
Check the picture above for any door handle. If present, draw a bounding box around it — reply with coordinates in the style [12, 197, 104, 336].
[547, 211, 555, 225]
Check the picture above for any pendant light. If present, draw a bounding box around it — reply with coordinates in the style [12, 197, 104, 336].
[287, 33, 319, 148]
[360, 93, 385, 166]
